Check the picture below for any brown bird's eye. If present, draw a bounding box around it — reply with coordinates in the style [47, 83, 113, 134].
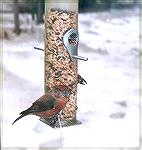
[62, 90, 71, 97]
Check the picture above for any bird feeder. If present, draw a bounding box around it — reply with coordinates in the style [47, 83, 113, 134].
[41, 0, 81, 128]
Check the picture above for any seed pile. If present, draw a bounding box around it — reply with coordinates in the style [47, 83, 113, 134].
[44, 8, 78, 124]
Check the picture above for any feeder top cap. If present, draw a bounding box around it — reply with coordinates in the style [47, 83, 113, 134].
[45, 0, 78, 11]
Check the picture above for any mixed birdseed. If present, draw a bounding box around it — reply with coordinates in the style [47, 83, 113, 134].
[44, 8, 78, 125]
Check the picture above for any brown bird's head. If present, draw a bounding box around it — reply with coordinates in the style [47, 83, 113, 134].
[52, 84, 72, 98]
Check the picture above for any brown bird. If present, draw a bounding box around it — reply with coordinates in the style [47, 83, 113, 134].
[12, 85, 71, 125]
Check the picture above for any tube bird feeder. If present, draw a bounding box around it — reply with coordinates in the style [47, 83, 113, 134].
[42, 0, 80, 128]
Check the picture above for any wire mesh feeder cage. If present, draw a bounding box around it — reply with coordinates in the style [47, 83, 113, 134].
[39, 1, 87, 128]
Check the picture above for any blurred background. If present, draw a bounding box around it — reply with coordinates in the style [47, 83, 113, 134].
[1, 0, 140, 150]
[0, 0, 139, 36]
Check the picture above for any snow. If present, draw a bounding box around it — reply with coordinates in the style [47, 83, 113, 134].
[1, 8, 140, 150]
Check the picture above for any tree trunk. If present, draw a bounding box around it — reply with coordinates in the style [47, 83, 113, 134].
[14, 0, 21, 35]
[36, 0, 44, 24]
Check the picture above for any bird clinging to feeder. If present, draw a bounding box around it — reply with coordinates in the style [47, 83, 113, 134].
[12, 85, 72, 125]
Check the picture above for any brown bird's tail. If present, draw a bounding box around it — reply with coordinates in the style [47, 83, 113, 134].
[12, 114, 27, 125]
[12, 108, 32, 125]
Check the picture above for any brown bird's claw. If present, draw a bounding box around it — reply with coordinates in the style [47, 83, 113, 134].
[39, 116, 58, 128]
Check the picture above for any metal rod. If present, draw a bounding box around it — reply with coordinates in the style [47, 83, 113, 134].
[34, 46, 88, 61]
[72, 55, 88, 61]
[34, 46, 44, 51]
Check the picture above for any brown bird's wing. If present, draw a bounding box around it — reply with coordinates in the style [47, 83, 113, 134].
[12, 95, 57, 125]
[21, 96, 57, 114]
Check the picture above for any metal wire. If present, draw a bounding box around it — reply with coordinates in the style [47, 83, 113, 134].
[58, 113, 63, 150]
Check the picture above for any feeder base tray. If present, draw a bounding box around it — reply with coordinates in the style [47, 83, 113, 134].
[39, 115, 81, 128]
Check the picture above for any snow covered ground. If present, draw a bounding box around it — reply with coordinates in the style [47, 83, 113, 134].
[1, 7, 140, 150]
